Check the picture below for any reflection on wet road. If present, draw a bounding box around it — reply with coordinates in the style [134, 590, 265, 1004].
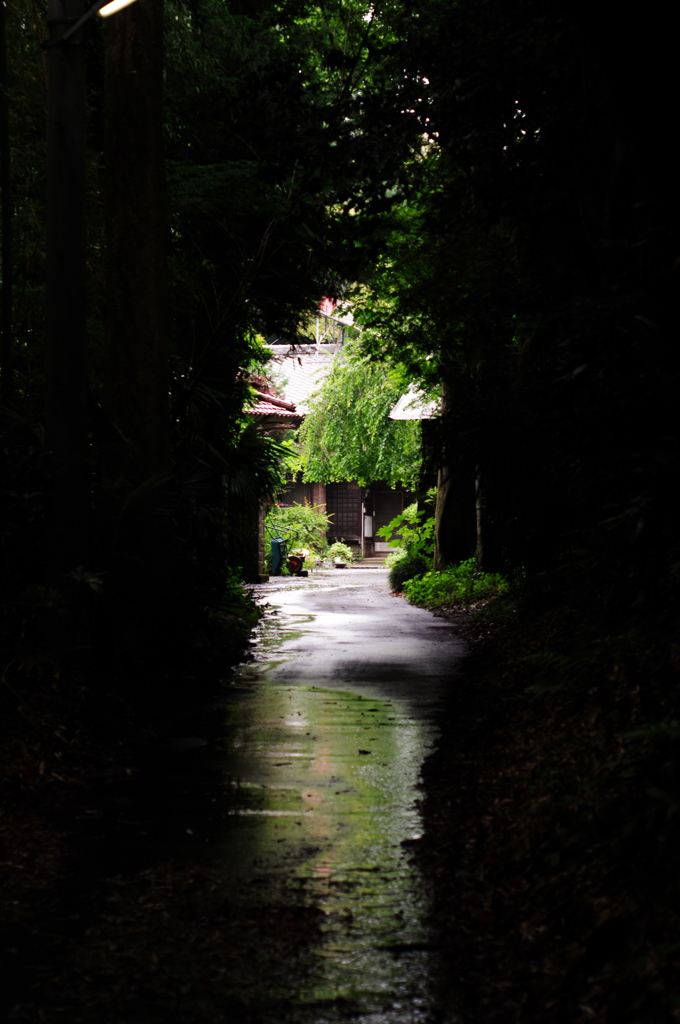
[217, 568, 466, 1022]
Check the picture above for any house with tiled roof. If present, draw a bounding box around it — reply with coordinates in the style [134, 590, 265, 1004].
[247, 383, 299, 426]
[253, 306, 410, 561]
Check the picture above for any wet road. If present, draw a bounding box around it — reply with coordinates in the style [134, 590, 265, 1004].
[216, 566, 466, 1022]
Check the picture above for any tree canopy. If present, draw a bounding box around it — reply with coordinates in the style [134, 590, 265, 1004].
[1, 0, 676, 643]
[2, 1, 680, 1019]
[297, 341, 423, 489]
[0, 0, 428, 666]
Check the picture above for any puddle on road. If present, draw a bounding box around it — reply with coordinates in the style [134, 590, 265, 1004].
[214, 597, 444, 1022]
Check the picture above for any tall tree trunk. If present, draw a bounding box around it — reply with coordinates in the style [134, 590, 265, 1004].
[0, 0, 13, 394]
[103, 0, 168, 495]
[435, 381, 477, 568]
[101, 0, 171, 659]
[44, 0, 89, 578]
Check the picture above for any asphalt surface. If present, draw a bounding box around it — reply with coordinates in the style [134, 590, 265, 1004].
[211, 566, 467, 1022]
[252, 566, 467, 712]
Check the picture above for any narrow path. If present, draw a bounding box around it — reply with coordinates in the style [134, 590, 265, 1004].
[214, 566, 467, 1022]
[3, 567, 466, 1024]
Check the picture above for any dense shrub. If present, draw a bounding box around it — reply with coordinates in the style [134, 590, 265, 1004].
[264, 501, 331, 566]
[377, 496, 435, 563]
[327, 541, 357, 564]
[381, 492, 435, 592]
[389, 554, 429, 593]
[384, 546, 406, 567]
[402, 559, 508, 608]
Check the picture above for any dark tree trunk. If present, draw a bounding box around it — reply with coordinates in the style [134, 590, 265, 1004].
[0, 0, 13, 394]
[435, 463, 477, 568]
[103, 0, 168, 497]
[44, 0, 89, 578]
[101, 0, 172, 660]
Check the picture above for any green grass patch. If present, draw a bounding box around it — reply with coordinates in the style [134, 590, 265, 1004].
[402, 558, 509, 608]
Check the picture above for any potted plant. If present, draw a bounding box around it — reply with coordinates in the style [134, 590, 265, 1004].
[326, 541, 355, 568]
